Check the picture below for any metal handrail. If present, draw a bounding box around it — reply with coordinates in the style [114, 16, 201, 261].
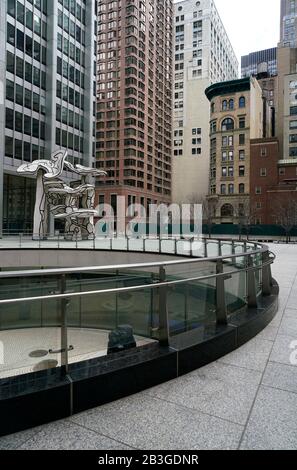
[0, 255, 275, 306]
[0, 241, 269, 279]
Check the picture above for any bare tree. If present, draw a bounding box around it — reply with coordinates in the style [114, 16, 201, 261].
[235, 199, 258, 241]
[273, 198, 297, 244]
[187, 194, 218, 238]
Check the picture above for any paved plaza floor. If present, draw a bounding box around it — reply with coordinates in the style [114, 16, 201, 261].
[0, 243, 297, 450]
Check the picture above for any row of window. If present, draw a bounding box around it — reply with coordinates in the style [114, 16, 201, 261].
[58, 0, 86, 24]
[56, 57, 85, 88]
[221, 166, 245, 177]
[6, 108, 45, 139]
[7, 24, 47, 65]
[7, 51, 46, 90]
[56, 104, 84, 130]
[212, 97, 246, 113]
[56, 81, 84, 110]
[173, 149, 201, 156]
[221, 150, 246, 161]
[211, 118, 246, 136]
[220, 184, 246, 195]
[5, 135, 44, 162]
[57, 33, 85, 67]
[55, 128, 84, 153]
[57, 10, 85, 45]
[6, 79, 46, 114]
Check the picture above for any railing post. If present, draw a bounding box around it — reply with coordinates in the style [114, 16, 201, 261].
[216, 260, 228, 325]
[60, 274, 69, 376]
[158, 266, 169, 347]
[262, 250, 272, 296]
[115, 269, 119, 328]
[218, 239, 222, 257]
[231, 240, 236, 255]
[19, 233, 23, 248]
[247, 255, 258, 308]
[204, 238, 208, 258]
[75, 232, 78, 249]
[159, 237, 162, 253]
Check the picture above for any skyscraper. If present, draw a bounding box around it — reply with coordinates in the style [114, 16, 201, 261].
[280, 0, 297, 47]
[95, 0, 173, 213]
[172, 0, 238, 205]
[0, 0, 97, 234]
[241, 48, 277, 78]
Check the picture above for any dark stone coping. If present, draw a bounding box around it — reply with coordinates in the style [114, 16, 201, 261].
[0, 280, 279, 437]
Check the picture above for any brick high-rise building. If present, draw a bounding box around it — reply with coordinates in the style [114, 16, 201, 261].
[96, 0, 173, 214]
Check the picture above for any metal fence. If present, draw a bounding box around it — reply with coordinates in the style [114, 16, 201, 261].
[0, 238, 275, 378]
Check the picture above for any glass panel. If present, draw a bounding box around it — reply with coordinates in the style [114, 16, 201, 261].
[166, 262, 217, 335]
[225, 270, 247, 315]
[0, 276, 62, 378]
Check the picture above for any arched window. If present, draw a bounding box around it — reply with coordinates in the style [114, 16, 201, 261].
[239, 96, 246, 108]
[222, 100, 228, 111]
[239, 183, 245, 194]
[229, 99, 234, 110]
[221, 118, 234, 131]
[221, 204, 234, 217]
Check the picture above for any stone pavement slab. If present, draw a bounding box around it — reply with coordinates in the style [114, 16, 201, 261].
[240, 386, 297, 450]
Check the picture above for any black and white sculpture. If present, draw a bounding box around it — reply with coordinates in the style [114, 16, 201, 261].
[17, 150, 106, 240]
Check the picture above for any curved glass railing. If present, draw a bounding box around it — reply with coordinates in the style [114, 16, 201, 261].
[0, 238, 275, 379]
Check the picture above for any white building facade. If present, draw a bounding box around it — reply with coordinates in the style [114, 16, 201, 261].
[172, 0, 238, 204]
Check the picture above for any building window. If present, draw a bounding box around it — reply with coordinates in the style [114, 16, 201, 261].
[222, 100, 228, 111]
[211, 102, 215, 113]
[261, 147, 267, 156]
[239, 117, 245, 129]
[239, 150, 245, 160]
[239, 134, 245, 145]
[239, 183, 245, 194]
[228, 184, 234, 194]
[221, 204, 234, 217]
[289, 134, 297, 143]
[255, 187, 262, 194]
[260, 168, 267, 177]
[221, 118, 234, 131]
[239, 96, 246, 108]
[229, 99, 234, 110]
[289, 147, 297, 157]
[239, 166, 245, 177]
[279, 168, 285, 176]
[221, 184, 226, 194]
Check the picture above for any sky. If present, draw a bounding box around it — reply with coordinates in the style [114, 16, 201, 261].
[174, 0, 281, 62]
